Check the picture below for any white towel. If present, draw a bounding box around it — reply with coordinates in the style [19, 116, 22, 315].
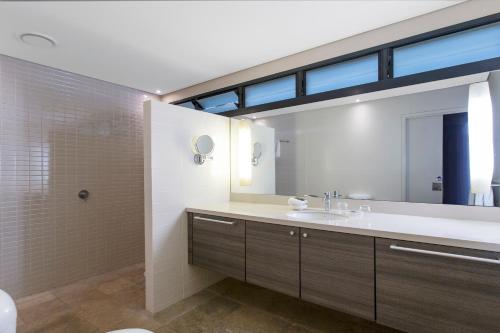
[473, 189, 494, 206]
[288, 197, 308, 210]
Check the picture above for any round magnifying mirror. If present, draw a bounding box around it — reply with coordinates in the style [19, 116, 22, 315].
[195, 135, 214, 155]
[253, 142, 262, 159]
[252, 142, 262, 166]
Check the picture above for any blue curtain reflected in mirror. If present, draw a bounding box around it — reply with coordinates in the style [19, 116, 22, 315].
[443, 112, 470, 205]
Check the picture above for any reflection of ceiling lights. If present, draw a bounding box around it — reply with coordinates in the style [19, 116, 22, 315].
[19, 33, 56, 48]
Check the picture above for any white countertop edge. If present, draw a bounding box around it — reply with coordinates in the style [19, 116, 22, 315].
[186, 206, 500, 253]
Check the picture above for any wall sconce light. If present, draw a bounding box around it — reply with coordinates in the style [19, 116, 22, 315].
[238, 120, 252, 186]
[468, 81, 494, 194]
[193, 135, 214, 165]
[252, 142, 262, 166]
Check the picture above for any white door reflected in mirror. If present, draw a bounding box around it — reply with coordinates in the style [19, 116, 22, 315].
[194, 135, 215, 165]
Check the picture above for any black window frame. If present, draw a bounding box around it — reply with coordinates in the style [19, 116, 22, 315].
[243, 73, 298, 108]
[183, 88, 240, 113]
[173, 13, 500, 117]
[303, 52, 380, 96]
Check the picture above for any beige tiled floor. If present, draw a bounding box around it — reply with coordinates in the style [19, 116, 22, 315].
[16, 265, 398, 333]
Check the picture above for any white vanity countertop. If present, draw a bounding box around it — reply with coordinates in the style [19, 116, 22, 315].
[186, 202, 500, 252]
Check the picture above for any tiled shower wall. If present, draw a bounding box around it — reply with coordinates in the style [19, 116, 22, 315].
[0, 55, 148, 298]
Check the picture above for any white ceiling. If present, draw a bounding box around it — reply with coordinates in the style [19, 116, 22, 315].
[0, 1, 461, 94]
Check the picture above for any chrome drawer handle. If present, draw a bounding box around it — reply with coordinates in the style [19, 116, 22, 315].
[390, 245, 500, 265]
[193, 216, 235, 225]
[289, 230, 295, 236]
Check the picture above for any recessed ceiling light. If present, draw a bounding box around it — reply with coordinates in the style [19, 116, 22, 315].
[355, 99, 361, 103]
[155, 89, 162, 94]
[19, 33, 56, 48]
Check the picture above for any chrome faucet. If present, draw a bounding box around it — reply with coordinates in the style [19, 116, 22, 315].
[305, 191, 340, 211]
[323, 192, 332, 211]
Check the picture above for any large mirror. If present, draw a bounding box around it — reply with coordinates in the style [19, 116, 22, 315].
[231, 70, 500, 207]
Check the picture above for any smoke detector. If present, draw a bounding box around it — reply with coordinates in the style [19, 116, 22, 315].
[19, 33, 56, 48]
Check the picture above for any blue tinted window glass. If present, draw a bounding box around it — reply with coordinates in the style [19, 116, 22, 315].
[178, 101, 196, 109]
[306, 54, 378, 95]
[197, 91, 239, 113]
[245, 75, 296, 107]
[394, 22, 500, 77]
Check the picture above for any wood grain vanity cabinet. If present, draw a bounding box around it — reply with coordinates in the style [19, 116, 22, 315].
[376, 238, 500, 333]
[188, 211, 500, 333]
[189, 213, 245, 281]
[300, 228, 375, 320]
[246, 221, 300, 297]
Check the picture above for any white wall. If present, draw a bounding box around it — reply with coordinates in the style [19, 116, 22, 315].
[256, 84, 468, 201]
[231, 119, 276, 194]
[144, 100, 230, 313]
[406, 115, 443, 204]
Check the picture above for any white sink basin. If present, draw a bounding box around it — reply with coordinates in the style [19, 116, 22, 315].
[287, 210, 347, 221]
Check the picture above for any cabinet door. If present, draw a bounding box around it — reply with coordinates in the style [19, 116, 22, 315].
[301, 229, 375, 320]
[376, 238, 500, 333]
[246, 221, 300, 297]
[191, 213, 245, 281]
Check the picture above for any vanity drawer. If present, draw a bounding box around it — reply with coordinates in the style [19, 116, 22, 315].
[246, 221, 300, 297]
[190, 213, 245, 281]
[301, 228, 375, 320]
[376, 238, 500, 333]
